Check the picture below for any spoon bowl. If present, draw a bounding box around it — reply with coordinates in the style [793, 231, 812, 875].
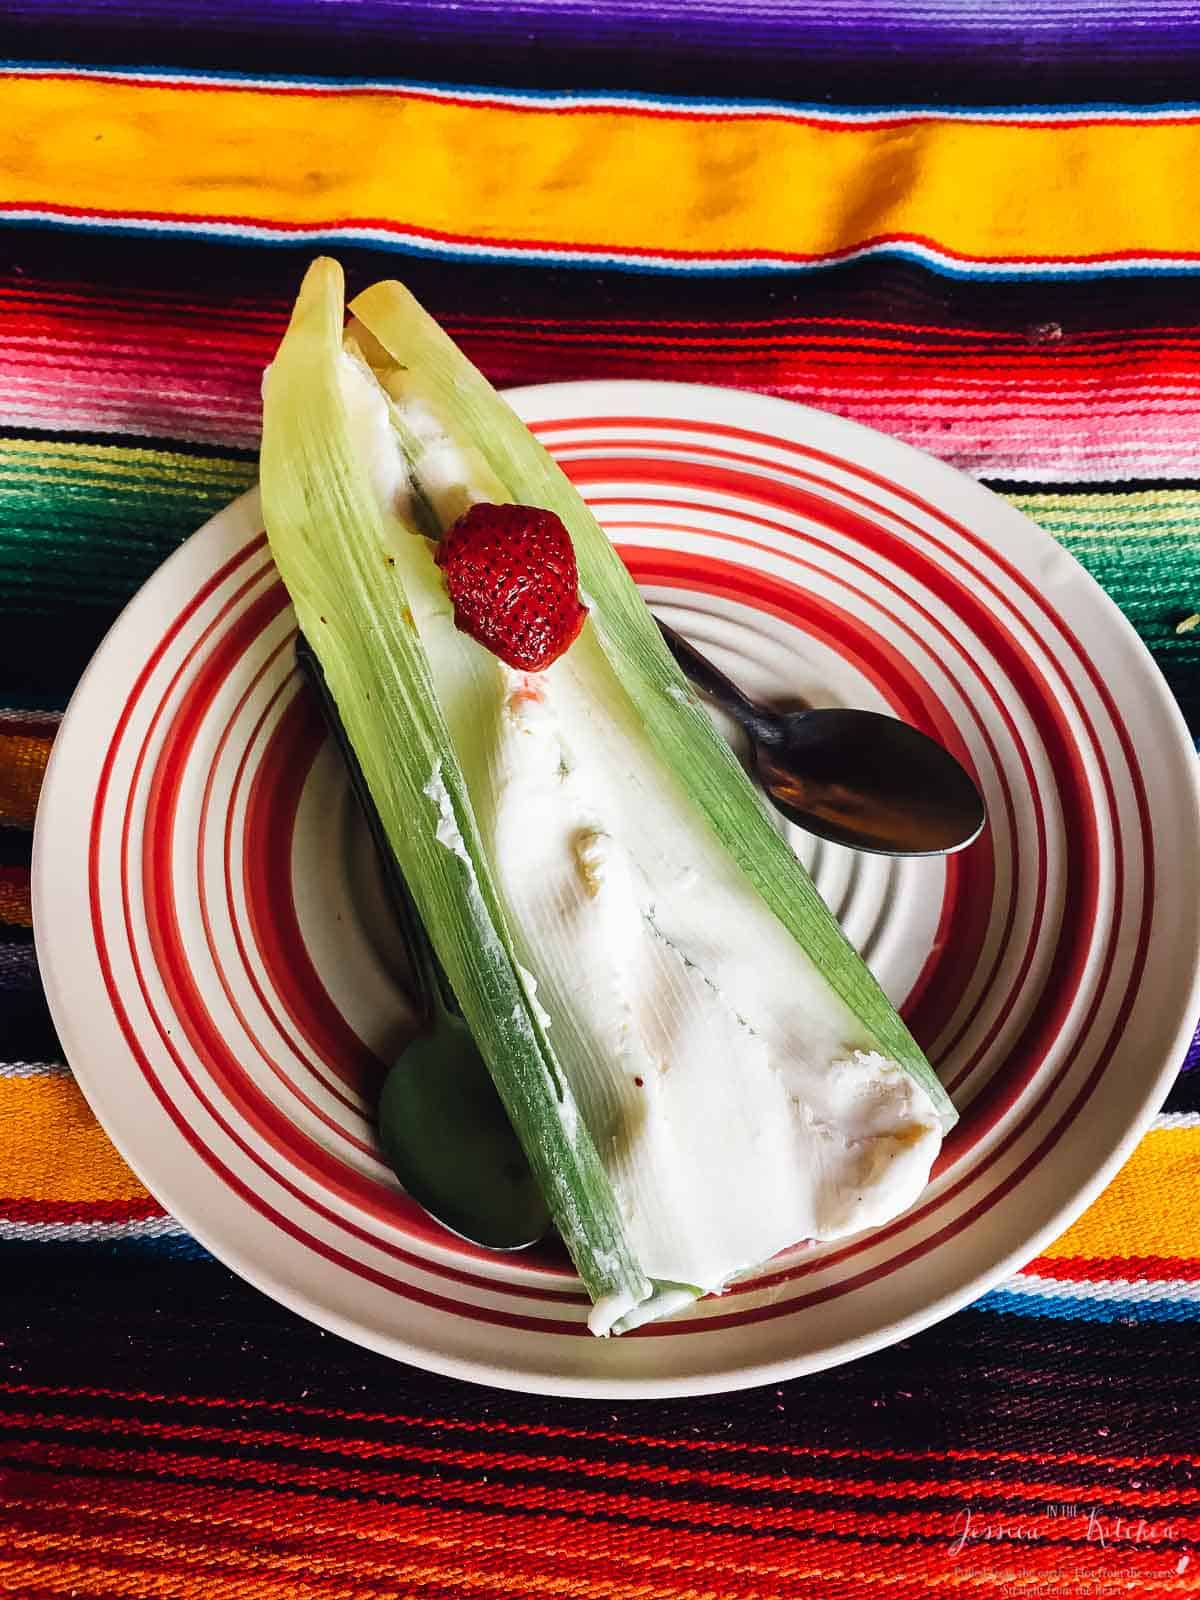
[754, 706, 987, 856]
[378, 1020, 552, 1252]
[656, 620, 986, 857]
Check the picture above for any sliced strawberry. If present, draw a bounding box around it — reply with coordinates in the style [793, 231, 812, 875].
[435, 502, 589, 672]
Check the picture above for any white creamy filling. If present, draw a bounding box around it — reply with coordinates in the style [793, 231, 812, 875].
[422, 760, 473, 869]
[337, 342, 944, 1307]
[338, 345, 418, 524]
[477, 636, 944, 1298]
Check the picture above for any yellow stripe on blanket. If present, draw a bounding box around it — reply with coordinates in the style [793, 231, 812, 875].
[3, 75, 1200, 264]
[0, 1075, 150, 1202]
[1040, 1128, 1200, 1262]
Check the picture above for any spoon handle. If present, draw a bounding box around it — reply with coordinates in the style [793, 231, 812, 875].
[294, 633, 454, 1027]
[655, 618, 779, 741]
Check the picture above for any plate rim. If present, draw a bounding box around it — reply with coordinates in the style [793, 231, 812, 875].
[31, 379, 1200, 1398]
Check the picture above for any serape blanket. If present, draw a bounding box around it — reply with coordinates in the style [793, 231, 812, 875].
[2, 4, 1200, 1596]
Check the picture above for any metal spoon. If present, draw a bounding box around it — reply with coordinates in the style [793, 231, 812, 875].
[295, 635, 551, 1251]
[656, 620, 986, 856]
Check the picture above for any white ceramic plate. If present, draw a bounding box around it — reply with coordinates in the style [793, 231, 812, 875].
[32, 381, 1200, 1397]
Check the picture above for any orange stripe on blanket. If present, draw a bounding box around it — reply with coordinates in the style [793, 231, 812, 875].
[0, 731, 52, 828]
[0, 1454, 1189, 1597]
[0, 1076, 150, 1203]
[0, 1487, 800, 1600]
[0, 865, 32, 927]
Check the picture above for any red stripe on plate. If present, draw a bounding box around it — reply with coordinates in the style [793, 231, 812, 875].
[238, 682, 388, 1098]
[142, 585, 397, 1174]
[197, 628, 379, 1129]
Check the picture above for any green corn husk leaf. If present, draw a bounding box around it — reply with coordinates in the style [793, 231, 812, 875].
[349, 279, 957, 1132]
[260, 258, 653, 1325]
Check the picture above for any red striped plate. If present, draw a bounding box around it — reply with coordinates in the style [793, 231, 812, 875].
[32, 382, 1200, 1397]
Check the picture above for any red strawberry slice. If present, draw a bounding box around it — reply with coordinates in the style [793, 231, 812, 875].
[435, 502, 589, 672]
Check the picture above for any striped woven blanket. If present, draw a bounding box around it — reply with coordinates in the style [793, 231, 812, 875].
[3, 5, 1200, 1595]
